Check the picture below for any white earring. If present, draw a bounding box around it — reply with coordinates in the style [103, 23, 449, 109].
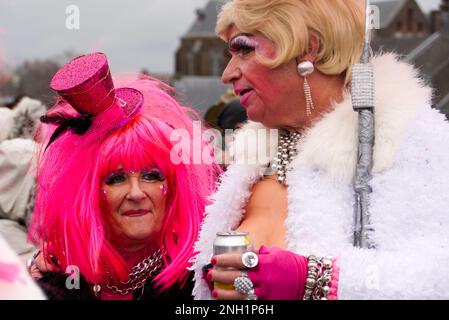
[297, 61, 315, 116]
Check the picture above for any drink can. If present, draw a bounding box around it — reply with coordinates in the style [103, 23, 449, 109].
[213, 231, 251, 255]
[213, 231, 252, 290]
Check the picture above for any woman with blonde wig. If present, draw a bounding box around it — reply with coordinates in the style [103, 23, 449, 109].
[193, 0, 449, 300]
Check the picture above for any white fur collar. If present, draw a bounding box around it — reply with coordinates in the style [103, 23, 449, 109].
[232, 53, 432, 184]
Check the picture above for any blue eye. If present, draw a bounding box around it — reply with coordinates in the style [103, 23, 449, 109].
[105, 172, 126, 185]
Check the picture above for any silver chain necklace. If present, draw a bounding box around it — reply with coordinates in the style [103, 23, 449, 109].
[269, 130, 301, 185]
[93, 249, 164, 297]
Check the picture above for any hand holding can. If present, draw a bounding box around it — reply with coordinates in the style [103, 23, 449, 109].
[213, 231, 252, 290]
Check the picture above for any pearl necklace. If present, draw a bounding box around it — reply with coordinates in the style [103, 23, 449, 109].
[269, 131, 301, 185]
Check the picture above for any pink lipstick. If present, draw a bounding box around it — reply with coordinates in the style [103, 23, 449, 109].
[122, 209, 149, 217]
[239, 89, 253, 106]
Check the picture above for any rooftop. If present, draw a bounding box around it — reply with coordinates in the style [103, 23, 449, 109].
[373, 0, 408, 29]
[183, 0, 227, 39]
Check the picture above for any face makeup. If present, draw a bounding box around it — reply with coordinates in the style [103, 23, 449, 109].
[101, 166, 167, 245]
[228, 33, 259, 57]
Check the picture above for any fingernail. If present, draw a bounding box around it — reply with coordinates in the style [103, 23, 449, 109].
[212, 290, 218, 298]
[202, 263, 213, 273]
[211, 257, 217, 265]
[207, 271, 212, 281]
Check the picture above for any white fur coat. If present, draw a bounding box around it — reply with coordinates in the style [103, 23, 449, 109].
[192, 54, 449, 300]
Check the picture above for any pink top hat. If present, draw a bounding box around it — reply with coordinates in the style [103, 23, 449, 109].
[50, 52, 143, 117]
[41, 53, 143, 148]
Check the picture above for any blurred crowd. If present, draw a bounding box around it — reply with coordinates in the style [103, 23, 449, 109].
[0, 96, 47, 263]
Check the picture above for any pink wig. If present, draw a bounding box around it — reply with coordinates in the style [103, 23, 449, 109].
[29, 76, 221, 290]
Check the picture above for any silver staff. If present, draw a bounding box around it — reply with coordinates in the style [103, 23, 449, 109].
[351, 0, 376, 249]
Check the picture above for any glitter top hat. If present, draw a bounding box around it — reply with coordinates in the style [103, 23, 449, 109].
[41, 52, 143, 149]
[50, 52, 143, 117]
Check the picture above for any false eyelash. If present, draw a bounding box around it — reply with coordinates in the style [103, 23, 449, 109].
[228, 35, 258, 53]
[141, 167, 166, 181]
[104, 170, 126, 185]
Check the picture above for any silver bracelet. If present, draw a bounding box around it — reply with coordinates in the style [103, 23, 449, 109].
[303, 255, 334, 300]
[313, 257, 333, 300]
[303, 255, 319, 300]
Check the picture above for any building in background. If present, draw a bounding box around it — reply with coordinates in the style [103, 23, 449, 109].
[371, 0, 449, 114]
[173, 0, 230, 115]
[405, 0, 449, 115]
[175, 0, 229, 78]
[372, 0, 431, 55]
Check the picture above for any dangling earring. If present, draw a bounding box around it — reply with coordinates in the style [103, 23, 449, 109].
[297, 61, 315, 116]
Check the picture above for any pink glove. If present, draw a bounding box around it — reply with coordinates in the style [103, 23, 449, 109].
[247, 246, 308, 300]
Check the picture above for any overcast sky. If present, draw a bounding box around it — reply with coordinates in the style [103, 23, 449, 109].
[0, 0, 442, 74]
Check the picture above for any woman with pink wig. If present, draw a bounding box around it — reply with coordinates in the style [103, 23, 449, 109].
[27, 52, 220, 300]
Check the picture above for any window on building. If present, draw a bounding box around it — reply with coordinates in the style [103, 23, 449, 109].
[407, 8, 414, 34]
[187, 52, 195, 75]
[417, 22, 424, 35]
[210, 49, 222, 77]
[395, 21, 404, 37]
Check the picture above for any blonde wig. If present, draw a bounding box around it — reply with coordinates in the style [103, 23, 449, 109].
[216, 0, 365, 83]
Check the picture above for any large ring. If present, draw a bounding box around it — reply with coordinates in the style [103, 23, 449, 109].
[245, 288, 258, 300]
[233, 271, 254, 295]
[242, 251, 259, 269]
